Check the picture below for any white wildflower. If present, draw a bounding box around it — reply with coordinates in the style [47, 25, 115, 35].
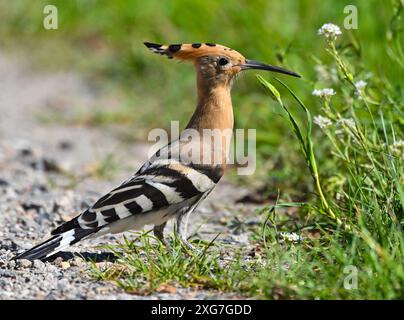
[318, 23, 342, 39]
[337, 118, 356, 129]
[355, 80, 367, 91]
[312, 88, 336, 98]
[279, 232, 304, 243]
[393, 140, 404, 148]
[314, 115, 332, 129]
[354, 80, 367, 99]
[389, 140, 404, 157]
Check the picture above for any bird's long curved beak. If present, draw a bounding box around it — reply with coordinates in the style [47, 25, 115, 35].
[241, 59, 301, 78]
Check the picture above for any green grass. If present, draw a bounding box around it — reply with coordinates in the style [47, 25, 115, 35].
[2, 0, 404, 299]
[89, 232, 253, 296]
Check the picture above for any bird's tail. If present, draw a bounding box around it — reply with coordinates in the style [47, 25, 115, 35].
[14, 228, 94, 261]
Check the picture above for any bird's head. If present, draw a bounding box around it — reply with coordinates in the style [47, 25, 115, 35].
[144, 42, 300, 88]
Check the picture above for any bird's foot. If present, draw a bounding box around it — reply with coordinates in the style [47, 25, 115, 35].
[153, 222, 171, 250]
[178, 235, 205, 257]
[179, 236, 195, 251]
[176, 212, 198, 253]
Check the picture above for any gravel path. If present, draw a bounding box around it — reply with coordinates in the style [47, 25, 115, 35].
[0, 54, 259, 299]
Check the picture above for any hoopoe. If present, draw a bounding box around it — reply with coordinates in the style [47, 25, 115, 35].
[15, 42, 300, 261]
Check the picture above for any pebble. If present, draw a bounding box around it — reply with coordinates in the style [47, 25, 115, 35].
[7, 260, 16, 268]
[53, 257, 63, 265]
[33, 259, 45, 270]
[0, 269, 16, 278]
[45, 264, 58, 273]
[16, 259, 32, 269]
[57, 278, 69, 291]
[70, 257, 84, 267]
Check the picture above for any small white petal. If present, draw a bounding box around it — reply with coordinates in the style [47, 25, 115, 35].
[314, 115, 332, 129]
[279, 232, 304, 243]
[337, 118, 356, 128]
[354, 80, 367, 90]
[318, 23, 342, 39]
[312, 88, 336, 98]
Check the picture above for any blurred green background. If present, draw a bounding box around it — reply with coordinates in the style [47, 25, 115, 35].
[0, 0, 402, 194]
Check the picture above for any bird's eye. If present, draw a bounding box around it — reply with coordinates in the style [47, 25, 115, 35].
[218, 58, 229, 66]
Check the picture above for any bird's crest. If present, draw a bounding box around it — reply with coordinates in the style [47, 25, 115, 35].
[144, 42, 245, 62]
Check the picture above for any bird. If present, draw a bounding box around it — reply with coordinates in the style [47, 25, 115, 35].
[14, 42, 300, 261]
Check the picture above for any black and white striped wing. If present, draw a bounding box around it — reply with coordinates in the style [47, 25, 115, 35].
[51, 159, 222, 235]
[16, 148, 224, 260]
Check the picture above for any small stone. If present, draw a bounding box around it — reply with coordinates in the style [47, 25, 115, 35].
[156, 284, 177, 294]
[7, 260, 16, 268]
[33, 259, 45, 270]
[58, 141, 73, 150]
[60, 261, 70, 270]
[21, 202, 43, 213]
[17, 259, 32, 269]
[17, 146, 33, 157]
[42, 158, 62, 173]
[95, 286, 111, 294]
[95, 261, 113, 270]
[231, 234, 249, 245]
[57, 278, 69, 291]
[53, 257, 63, 266]
[70, 257, 84, 267]
[0, 269, 16, 278]
[45, 264, 57, 273]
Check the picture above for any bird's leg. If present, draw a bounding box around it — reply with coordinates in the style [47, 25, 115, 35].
[153, 222, 170, 248]
[176, 212, 194, 250]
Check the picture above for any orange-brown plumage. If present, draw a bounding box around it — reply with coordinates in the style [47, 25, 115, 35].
[144, 42, 246, 64]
